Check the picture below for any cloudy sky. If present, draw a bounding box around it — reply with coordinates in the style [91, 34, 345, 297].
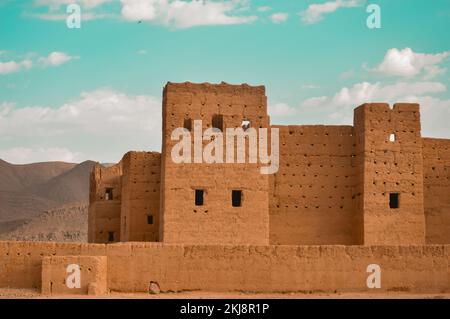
[0, 0, 449, 164]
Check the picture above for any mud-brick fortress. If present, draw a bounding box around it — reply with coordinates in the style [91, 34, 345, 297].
[89, 82, 450, 247]
[1, 82, 450, 296]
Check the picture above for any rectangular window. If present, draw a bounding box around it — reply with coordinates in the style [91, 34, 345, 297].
[147, 215, 153, 225]
[184, 118, 192, 131]
[212, 114, 223, 131]
[241, 119, 250, 131]
[108, 231, 115, 242]
[105, 188, 113, 201]
[195, 189, 204, 206]
[389, 193, 399, 209]
[232, 190, 242, 207]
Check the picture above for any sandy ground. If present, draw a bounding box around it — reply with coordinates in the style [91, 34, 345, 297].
[0, 288, 449, 299]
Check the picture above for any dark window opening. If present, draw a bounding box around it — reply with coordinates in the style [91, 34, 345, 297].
[147, 215, 154, 225]
[389, 193, 399, 209]
[108, 231, 115, 242]
[241, 119, 250, 131]
[232, 190, 242, 207]
[212, 114, 223, 131]
[105, 188, 113, 201]
[184, 118, 192, 131]
[195, 189, 204, 206]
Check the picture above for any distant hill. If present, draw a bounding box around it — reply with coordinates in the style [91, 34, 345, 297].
[26, 160, 96, 204]
[0, 190, 58, 222]
[0, 159, 76, 192]
[0, 204, 87, 242]
[0, 159, 98, 242]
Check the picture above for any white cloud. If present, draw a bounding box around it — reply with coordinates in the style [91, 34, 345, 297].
[301, 84, 321, 89]
[270, 12, 288, 24]
[332, 81, 446, 107]
[411, 96, 450, 138]
[136, 49, 148, 55]
[39, 51, 78, 67]
[269, 102, 296, 117]
[30, 12, 114, 21]
[30, 0, 257, 26]
[371, 47, 450, 79]
[301, 96, 328, 107]
[33, 0, 112, 10]
[0, 102, 15, 116]
[30, 0, 115, 21]
[120, 0, 257, 28]
[300, 0, 361, 24]
[0, 59, 33, 75]
[0, 89, 162, 163]
[339, 69, 355, 80]
[297, 80, 450, 138]
[27, 13, 68, 20]
[257, 6, 271, 12]
[0, 147, 85, 164]
[0, 51, 76, 74]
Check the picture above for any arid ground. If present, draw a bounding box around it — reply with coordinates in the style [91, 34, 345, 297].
[0, 288, 449, 299]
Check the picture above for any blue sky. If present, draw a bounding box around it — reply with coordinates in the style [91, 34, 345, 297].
[0, 0, 449, 163]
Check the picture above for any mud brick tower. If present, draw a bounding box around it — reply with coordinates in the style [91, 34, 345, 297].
[120, 151, 161, 242]
[160, 82, 270, 244]
[88, 163, 122, 243]
[354, 103, 425, 245]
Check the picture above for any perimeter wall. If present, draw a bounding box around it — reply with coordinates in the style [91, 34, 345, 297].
[1, 241, 449, 294]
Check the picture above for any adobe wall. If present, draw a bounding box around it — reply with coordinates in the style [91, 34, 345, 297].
[1, 241, 450, 294]
[108, 243, 450, 294]
[423, 138, 450, 244]
[354, 103, 426, 245]
[88, 163, 122, 243]
[269, 125, 357, 245]
[120, 151, 161, 242]
[160, 82, 270, 245]
[0, 241, 105, 289]
[41, 256, 107, 295]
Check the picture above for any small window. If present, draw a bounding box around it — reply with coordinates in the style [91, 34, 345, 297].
[241, 119, 250, 131]
[108, 231, 115, 242]
[105, 188, 113, 201]
[195, 189, 204, 206]
[184, 118, 192, 131]
[389, 133, 396, 142]
[212, 114, 223, 131]
[389, 193, 399, 209]
[147, 215, 153, 225]
[232, 190, 242, 207]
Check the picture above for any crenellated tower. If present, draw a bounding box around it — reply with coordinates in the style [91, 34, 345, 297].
[353, 103, 425, 245]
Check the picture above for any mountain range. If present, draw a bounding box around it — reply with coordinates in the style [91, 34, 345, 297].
[0, 159, 96, 241]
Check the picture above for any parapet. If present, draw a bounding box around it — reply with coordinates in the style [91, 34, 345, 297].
[354, 102, 420, 114]
[163, 81, 266, 96]
[121, 151, 161, 163]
